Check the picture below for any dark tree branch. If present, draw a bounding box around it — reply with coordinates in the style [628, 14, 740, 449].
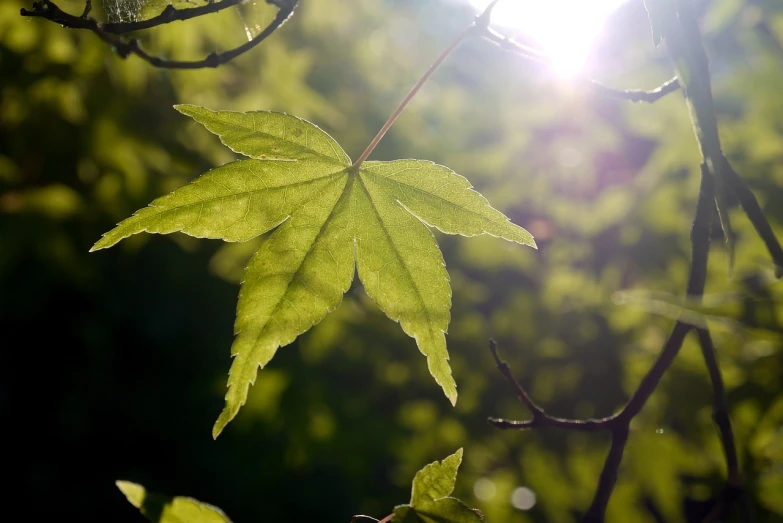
[21, 0, 245, 34]
[479, 26, 681, 104]
[490, 165, 716, 522]
[487, 339, 544, 416]
[19, 0, 298, 69]
[488, 340, 620, 432]
[696, 327, 746, 523]
[582, 426, 629, 523]
[723, 158, 783, 277]
[588, 76, 681, 104]
[695, 327, 741, 486]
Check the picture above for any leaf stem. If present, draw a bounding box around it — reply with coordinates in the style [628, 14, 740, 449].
[351, 26, 474, 170]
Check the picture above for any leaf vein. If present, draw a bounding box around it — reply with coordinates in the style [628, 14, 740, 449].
[357, 176, 438, 337]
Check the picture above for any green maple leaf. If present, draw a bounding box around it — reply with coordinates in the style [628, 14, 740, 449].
[392, 448, 484, 523]
[116, 481, 232, 523]
[92, 106, 535, 437]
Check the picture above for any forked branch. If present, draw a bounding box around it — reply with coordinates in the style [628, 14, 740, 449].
[19, 0, 298, 69]
[490, 166, 722, 522]
[480, 26, 681, 104]
[20, 0, 245, 34]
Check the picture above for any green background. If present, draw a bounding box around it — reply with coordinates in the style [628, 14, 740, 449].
[2, 0, 782, 521]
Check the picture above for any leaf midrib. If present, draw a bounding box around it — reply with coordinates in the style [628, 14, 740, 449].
[362, 166, 518, 239]
[242, 173, 352, 367]
[356, 173, 439, 337]
[135, 169, 346, 225]
[217, 115, 350, 165]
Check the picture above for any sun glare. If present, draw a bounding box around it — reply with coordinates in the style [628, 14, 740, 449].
[471, 0, 627, 76]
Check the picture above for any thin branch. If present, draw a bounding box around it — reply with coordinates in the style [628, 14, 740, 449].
[488, 340, 619, 432]
[724, 158, 783, 277]
[489, 165, 715, 522]
[588, 77, 681, 104]
[581, 426, 629, 523]
[696, 328, 740, 484]
[21, 0, 244, 34]
[579, 165, 714, 521]
[19, 0, 297, 69]
[480, 27, 681, 104]
[488, 339, 546, 417]
[481, 26, 550, 64]
[695, 326, 744, 523]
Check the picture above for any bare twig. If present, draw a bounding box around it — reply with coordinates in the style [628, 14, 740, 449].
[582, 426, 629, 523]
[481, 26, 550, 64]
[19, 0, 297, 69]
[724, 159, 783, 277]
[696, 327, 744, 523]
[488, 340, 619, 432]
[588, 76, 681, 104]
[490, 165, 716, 522]
[695, 328, 741, 486]
[480, 26, 681, 104]
[21, 0, 244, 34]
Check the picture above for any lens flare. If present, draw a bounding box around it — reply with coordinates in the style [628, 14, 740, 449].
[471, 0, 627, 76]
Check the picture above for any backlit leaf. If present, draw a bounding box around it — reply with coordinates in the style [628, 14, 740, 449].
[411, 446, 463, 504]
[391, 449, 484, 523]
[92, 106, 535, 436]
[116, 481, 231, 523]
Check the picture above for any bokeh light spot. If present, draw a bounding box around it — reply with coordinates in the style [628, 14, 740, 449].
[473, 477, 497, 500]
[511, 486, 537, 510]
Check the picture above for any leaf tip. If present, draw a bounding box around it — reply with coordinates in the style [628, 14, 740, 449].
[212, 407, 235, 439]
[431, 362, 458, 407]
[507, 226, 536, 249]
[433, 361, 458, 407]
[90, 234, 115, 252]
[116, 480, 145, 507]
[173, 104, 198, 115]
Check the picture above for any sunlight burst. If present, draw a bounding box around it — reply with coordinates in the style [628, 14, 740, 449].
[472, 0, 627, 76]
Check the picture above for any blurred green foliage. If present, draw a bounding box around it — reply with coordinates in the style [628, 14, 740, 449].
[2, 0, 783, 521]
